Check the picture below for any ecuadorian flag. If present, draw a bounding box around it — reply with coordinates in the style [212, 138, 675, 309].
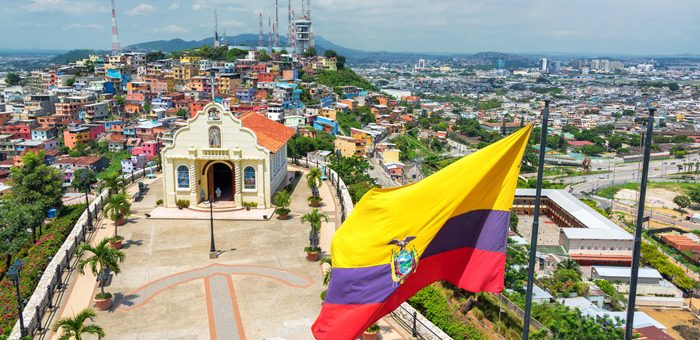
[312, 125, 532, 339]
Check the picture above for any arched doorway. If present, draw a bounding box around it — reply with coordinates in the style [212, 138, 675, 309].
[207, 162, 234, 201]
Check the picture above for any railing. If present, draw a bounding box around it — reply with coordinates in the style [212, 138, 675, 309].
[288, 157, 354, 223]
[390, 302, 453, 340]
[9, 166, 159, 339]
[201, 148, 231, 158]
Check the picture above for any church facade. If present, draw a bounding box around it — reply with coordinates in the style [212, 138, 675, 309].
[161, 102, 294, 208]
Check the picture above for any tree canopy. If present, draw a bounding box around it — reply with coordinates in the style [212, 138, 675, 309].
[5, 73, 21, 85]
[8, 151, 63, 212]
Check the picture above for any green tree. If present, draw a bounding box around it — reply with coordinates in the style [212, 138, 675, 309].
[176, 108, 189, 118]
[303, 47, 317, 57]
[145, 51, 166, 62]
[329, 156, 375, 202]
[688, 187, 700, 205]
[668, 82, 680, 91]
[579, 144, 605, 156]
[51, 308, 105, 340]
[323, 49, 346, 69]
[0, 203, 33, 270]
[301, 209, 328, 249]
[66, 77, 76, 87]
[273, 190, 291, 217]
[670, 145, 687, 158]
[673, 195, 691, 209]
[72, 168, 97, 192]
[5, 72, 21, 85]
[258, 50, 272, 62]
[77, 238, 125, 296]
[8, 151, 63, 211]
[99, 172, 126, 195]
[102, 194, 131, 236]
[306, 168, 323, 196]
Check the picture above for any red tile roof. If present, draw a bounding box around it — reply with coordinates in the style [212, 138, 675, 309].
[55, 156, 104, 166]
[240, 111, 295, 153]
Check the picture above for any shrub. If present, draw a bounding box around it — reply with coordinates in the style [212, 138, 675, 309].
[408, 285, 484, 339]
[176, 199, 190, 209]
[0, 205, 84, 337]
[95, 292, 112, 300]
[156, 199, 163, 206]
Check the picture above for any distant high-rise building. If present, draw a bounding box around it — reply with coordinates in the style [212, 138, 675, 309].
[416, 59, 426, 69]
[496, 59, 505, 70]
[540, 58, 549, 73]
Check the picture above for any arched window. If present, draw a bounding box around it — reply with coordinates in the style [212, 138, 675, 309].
[208, 126, 221, 148]
[177, 165, 190, 189]
[243, 166, 256, 190]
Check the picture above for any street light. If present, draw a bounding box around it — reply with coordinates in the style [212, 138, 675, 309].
[82, 171, 93, 232]
[8, 259, 26, 337]
[209, 188, 222, 259]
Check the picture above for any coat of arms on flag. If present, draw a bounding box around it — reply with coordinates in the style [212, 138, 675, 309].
[389, 236, 418, 284]
[312, 125, 533, 340]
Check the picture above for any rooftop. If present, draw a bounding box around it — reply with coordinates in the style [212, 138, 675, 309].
[240, 112, 295, 153]
[592, 266, 662, 280]
[515, 188, 632, 240]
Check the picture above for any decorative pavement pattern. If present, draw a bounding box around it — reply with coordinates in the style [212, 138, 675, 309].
[116, 263, 314, 339]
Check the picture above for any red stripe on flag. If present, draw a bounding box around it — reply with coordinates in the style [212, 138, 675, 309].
[312, 247, 506, 339]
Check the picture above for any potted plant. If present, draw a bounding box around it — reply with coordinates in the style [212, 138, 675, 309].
[77, 238, 125, 311]
[307, 196, 323, 207]
[104, 194, 131, 227]
[242, 201, 257, 210]
[176, 199, 190, 210]
[108, 235, 124, 250]
[362, 324, 380, 340]
[51, 308, 105, 339]
[273, 190, 291, 220]
[304, 246, 321, 261]
[301, 209, 328, 262]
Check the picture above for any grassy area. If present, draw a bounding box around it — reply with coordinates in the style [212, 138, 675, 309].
[596, 181, 700, 199]
[97, 151, 130, 180]
[580, 199, 610, 217]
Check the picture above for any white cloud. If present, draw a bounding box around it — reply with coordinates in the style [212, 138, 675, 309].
[22, 0, 108, 15]
[169, 3, 181, 10]
[62, 23, 105, 31]
[192, 4, 202, 11]
[160, 24, 190, 34]
[125, 3, 157, 16]
[220, 20, 244, 28]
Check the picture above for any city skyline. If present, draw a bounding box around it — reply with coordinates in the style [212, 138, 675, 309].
[1, 0, 699, 55]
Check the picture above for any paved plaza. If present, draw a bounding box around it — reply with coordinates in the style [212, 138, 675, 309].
[48, 170, 408, 340]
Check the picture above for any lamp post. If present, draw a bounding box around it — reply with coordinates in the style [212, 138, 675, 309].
[8, 259, 26, 337]
[209, 188, 222, 259]
[82, 171, 93, 232]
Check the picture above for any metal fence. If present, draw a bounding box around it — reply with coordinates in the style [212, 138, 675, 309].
[390, 302, 453, 340]
[9, 167, 156, 339]
[288, 157, 354, 224]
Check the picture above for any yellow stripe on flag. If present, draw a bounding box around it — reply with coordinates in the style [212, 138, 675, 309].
[331, 125, 532, 268]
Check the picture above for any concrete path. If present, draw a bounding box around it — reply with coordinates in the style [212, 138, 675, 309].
[148, 206, 275, 220]
[205, 275, 244, 340]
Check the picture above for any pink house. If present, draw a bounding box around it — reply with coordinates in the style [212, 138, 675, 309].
[131, 140, 162, 160]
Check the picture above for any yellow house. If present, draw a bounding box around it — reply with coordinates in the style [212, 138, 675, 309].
[350, 128, 374, 154]
[319, 108, 337, 120]
[334, 135, 364, 157]
[180, 55, 202, 64]
[382, 149, 401, 164]
[320, 57, 337, 71]
[173, 64, 199, 82]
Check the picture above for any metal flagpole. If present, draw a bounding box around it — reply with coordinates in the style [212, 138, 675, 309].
[522, 97, 551, 340]
[625, 106, 655, 340]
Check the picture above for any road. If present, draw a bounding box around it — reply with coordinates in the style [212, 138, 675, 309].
[565, 155, 700, 195]
[368, 157, 398, 188]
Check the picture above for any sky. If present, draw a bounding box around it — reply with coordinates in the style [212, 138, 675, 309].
[1, 0, 699, 55]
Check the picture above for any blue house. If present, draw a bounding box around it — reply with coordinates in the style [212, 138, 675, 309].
[312, 116, 339, 135]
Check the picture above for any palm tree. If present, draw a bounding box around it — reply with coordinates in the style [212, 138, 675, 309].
[103, 193, 131, 235]
[99, 172, 125, 195]
[77, 238, 125, 296]
[52, 308, 105, 340]
[273, 190, 291, 219]
[558, 259, 581, 275]
[306, 168, 322, 197]
[301, 209, 329, 249]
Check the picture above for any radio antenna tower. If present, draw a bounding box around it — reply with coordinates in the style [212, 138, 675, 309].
[268, 16, 273, 50]
[258, 13, 264, 48]
[274, 0, 280, 47]
[214, 10, 220, 47]
[110, 0, 120, 56]
[287, 0, 293, 48]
